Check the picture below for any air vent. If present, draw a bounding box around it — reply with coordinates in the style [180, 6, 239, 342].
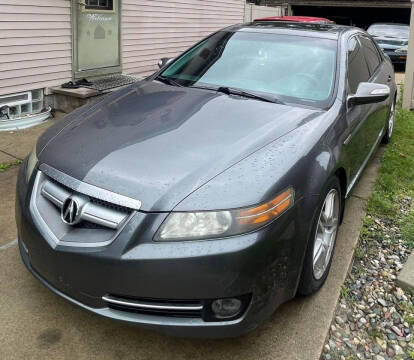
[103, 295, 203, 319]
[0, 89, 45, 119]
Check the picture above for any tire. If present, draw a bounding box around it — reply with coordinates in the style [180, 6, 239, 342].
[297, 177, 342, 296]
[381, 96, 396, 145]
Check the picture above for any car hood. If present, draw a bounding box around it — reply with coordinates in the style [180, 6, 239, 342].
[39, 81, 322, 211]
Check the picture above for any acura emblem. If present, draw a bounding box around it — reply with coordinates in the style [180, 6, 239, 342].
[61, 197, 80, 225]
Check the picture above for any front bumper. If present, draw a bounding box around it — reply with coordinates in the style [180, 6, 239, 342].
[16, 164, 308, 338]
[19, 240, 253, 337]
[384, 51, 407, 65]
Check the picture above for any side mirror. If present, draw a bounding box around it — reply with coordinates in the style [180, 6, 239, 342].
[348, 82, 390, 107]
[158, 57, 173, 69]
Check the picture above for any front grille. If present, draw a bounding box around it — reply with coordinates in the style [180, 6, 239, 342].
[74, 221, 106, 230]
[376, 39, 406, 47]
[41, 174, 130, 230]
[89, 197, 131, 214]
[30, 170, 136, 248]
[47, 176, 132, 216]
[103, 294, 203, 319]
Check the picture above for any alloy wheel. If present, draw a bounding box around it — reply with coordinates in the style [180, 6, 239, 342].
[388, 100, 395, 139]
[313, 189, 340, 280]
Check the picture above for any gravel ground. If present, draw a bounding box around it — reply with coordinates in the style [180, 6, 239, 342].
[322, 196, 414, 360]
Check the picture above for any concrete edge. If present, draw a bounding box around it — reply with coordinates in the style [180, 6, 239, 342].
[397, 254, 414, 291]
[317, 149, 384, 359]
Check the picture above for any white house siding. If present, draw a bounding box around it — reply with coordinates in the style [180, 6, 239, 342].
[0, 0, 72, 97]
[244, 4, 282, 22]
[0, 0, 245, 97]
[122, 0, 246, 78]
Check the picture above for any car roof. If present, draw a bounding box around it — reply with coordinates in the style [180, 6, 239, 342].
[225, 22, 355, 40]
[254, 16, 334, 24]
[368, 23, 409, 28]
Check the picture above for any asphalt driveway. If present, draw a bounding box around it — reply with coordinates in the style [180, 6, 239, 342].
[0, 109, 384, 360]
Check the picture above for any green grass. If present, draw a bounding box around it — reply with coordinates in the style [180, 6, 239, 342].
[354, 246, 365, 260]
[345, 356, 359, 360]
[0, 160, 21, 172]
[399, 300, 414, 325]
[398, 301, 414, 313]
[405, 314, 414, 325]
[340, 285, 352, 300]
[366, 106, 414, 247]
[368, 329, 384, 341]
[402, 211, 414, 248]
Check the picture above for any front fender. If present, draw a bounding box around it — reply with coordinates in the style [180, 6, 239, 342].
[173, 108, 344, 296]
[174, 110, 337, 213]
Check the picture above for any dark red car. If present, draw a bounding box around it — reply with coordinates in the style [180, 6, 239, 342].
[254, 15, 334, 24]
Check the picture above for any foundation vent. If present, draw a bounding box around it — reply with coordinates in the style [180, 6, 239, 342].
[0, 89, 51, 131]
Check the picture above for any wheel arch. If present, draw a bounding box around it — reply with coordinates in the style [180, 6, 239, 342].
[334, 167, 347, 224]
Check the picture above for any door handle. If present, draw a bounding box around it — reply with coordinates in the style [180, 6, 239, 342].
[343, 133, 352, 145]
[78, 1, 86, 7]
[387, 75, 392, 82]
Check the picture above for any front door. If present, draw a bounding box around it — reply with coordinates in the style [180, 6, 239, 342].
[345, 36, 372, 183]
[358, 35, 390, 150]
[73, 0, 121, 79]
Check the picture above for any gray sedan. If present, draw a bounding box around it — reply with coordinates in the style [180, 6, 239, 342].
[368, 23, 409, 66]
[16, 22, 396, 338]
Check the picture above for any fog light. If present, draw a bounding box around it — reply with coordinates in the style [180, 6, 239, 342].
[211, 298, 242, 318]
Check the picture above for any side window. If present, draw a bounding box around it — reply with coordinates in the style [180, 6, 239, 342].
[347, 37, 370, 94]
[359, 36, 382, 75]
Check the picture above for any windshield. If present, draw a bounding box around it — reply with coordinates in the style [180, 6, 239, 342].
[160, 31, 338, 108]
[368, 24, 409, 39]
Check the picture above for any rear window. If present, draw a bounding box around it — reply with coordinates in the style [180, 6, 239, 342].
[359, 36, 382, 75]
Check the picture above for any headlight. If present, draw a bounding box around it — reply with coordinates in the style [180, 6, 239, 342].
[396, 47, 408, 55]
[26, 145, 38, 183]
[156, 188, 294, 241]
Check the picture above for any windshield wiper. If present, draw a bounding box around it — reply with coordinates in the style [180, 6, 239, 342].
[216, 86, 285, 105]
[155, 75, 183, 87]
[189, 84, 285, 105]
